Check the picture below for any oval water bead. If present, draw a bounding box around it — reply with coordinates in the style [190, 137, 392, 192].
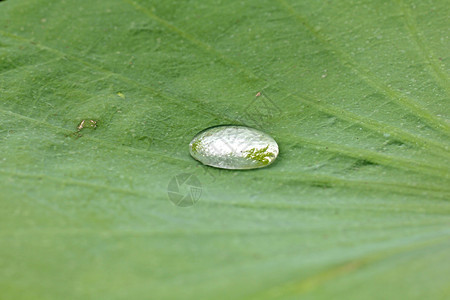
[189, 125, 279, 170]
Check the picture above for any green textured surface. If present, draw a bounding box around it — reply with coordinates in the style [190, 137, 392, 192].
[0, 0, 449, 299]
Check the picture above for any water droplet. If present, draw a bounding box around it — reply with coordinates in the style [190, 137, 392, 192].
[189, 125, 279, 170]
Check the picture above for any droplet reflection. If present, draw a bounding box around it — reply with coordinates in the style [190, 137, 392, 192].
[189, 125, 279, 170]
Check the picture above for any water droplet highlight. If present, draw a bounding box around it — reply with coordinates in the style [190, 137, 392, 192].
[189, 125, 279, 170]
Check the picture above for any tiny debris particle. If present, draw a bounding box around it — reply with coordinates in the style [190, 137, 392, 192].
[77, 119, 98, 132]
[77, 120, 85, 131]
[89, 120, 97, 128]
[117, 92, 125, 98]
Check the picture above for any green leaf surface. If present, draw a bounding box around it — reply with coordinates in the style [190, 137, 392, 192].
[1, 0, 449, 299]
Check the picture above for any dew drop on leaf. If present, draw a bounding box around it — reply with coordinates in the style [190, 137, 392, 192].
[189, 125, 279, 170]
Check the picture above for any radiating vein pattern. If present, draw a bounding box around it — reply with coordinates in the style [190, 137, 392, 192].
[0, 0, 449, 299]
